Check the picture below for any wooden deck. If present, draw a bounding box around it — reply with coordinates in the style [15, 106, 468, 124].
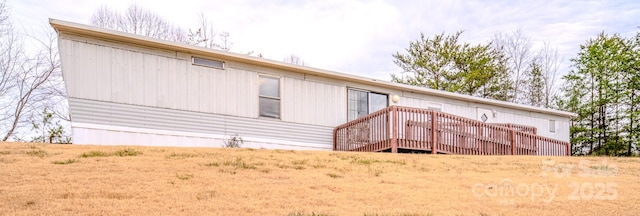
[333, 106, 570, 156]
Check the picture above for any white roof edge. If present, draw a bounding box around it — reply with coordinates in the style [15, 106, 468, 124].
[49, 18, 578, 118]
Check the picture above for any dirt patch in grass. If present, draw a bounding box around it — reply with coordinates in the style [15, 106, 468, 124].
[0, 142, 639, 215]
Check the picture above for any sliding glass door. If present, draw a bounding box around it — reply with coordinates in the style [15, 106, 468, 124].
[347, 88, 388, 121]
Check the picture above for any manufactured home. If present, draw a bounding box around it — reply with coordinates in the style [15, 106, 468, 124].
[50, 19, 575, 155]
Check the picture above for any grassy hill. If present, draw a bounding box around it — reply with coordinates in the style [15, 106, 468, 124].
[1, 142, 638, 215]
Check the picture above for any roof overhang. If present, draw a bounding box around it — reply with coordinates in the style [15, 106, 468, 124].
[49, 18, 578, 118]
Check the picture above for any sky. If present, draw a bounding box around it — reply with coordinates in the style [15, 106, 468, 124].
[10, 0, 640, 81]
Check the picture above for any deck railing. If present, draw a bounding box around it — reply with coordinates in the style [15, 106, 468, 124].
[333, 106, 570, 156]
[488, 123, 537, 134]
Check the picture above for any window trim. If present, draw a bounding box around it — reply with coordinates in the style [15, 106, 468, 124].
[347, 87, 389, 121]
[549, 119, 557, 133]
[191, 56, 225, 69]
[258, 74, 281, 120]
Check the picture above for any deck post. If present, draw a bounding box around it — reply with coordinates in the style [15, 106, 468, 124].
[478, 124, 484, 154]
[510, 130, 516, 155]
[391, 106, 398, 153]
[333, 128, 338, 151]
[431, 111, 438, 154]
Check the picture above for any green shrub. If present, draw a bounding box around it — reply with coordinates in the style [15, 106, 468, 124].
[52, 159, 79, 165]
[326, 173, 342, 178]
[176, 173, 194, 180]
[113, 148, 142, 157]
[292, 159, 308, 165]
[222, 158, 256, 169]
[203, 162, 219, 167]
[80, 151, 110, 158]
[167, 152, 199, 158]
[26, 149, 48, 158]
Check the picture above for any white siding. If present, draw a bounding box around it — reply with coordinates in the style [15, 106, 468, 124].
[59, 36, 259, 119]
[73, 124, 330, 150]
[397, 93, 570, 142]
[281, 77, 346, 126]
[68, 98, 333, 148]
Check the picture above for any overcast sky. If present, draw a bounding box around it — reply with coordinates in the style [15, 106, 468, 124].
[10, 0, 640, 80]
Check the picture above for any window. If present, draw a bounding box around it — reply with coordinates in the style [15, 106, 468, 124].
[549, 120, 556, 133]
[259, 76, 280, 119]
[348, 88, 388, 121]
[192, 57, 224, 69]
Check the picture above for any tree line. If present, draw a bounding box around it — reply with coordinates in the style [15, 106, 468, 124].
[393, 29, 639, 156]
[559, 32, 640, 156]
[392, 30, 561, 107]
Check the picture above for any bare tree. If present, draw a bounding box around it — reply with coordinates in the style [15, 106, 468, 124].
[216, 31, 232, 51]
[537, 42, 562, 108]
[90, 4, 187, 43]
[493, 29, 533, 103]
[283, 54, 308, 66]
[90, 5, 232, 51]
[1, 32, 63, 142]
[0, 0, 66, 142]
[0, 0, 19, 125]
[89, 5, 119, 30]
[187, 13, 232, 50]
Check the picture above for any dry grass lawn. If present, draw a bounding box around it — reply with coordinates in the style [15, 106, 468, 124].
[1, 142, 639, 216]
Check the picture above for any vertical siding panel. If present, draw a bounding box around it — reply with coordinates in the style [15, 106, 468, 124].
[297, 79, 308, 124]
[246, 71, 258, 118]
[124, 49, 135, 104]
[172, 58, 188, 110]
[123, 50, 134, 104]
[60, 39, 79, 98]
[79, 42, 96, 99]
[212, 67, 225, 114]
[297, 79, 306, 123]
[186, 62, 200, 111]
[329, 85, 338, 125]
[226, 68, 234, 116]
[156, 57, 171, 108]
[319, 83, 330, 125]
[282, 77, 301, 123]
[142, 54, 158, 107]
[319, 82, 329, 125]
[233, 69, 245, 117]
[289, 78, 297, 123]
[277, 77, 346, 126]
[301, 80, 310, 124]
[74, 42, 88, 99]
[110, 48, 127, 103]
[245, 70, 257, 117]
[94, 45, 112, 101]
[103, 47, 114, 101]
[198, 67, 212, 113]
[208, 67, 220, 114]
[129, 52, 145, 105]
[559, 120, 569, 141]
[225, 69, 237, 116]
[281, 77, 292, 122]
[309, 81, 319, 125]
[335, 85, 347, 125]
